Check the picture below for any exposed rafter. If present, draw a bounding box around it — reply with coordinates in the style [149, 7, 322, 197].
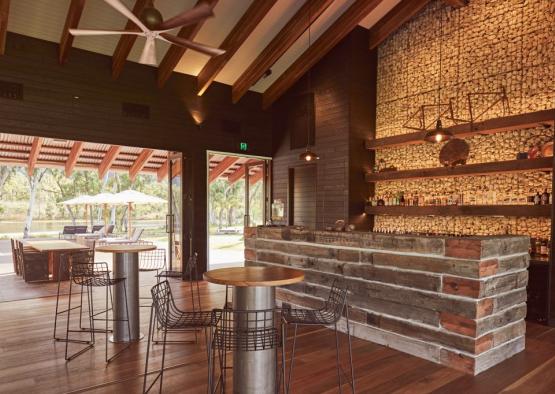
[98, 145, 122, 179]
[111, 0, 149, 80]
[65, 141, 83, 176]
[129, 148, 155, 181]
[208, 156, 239, 184]
[0, 0, 10, 55]
[232, 0, 334, 104]
[442, 0, 468, 7]
[158, 0, 219, 88]
[59, 0, 86, 64]
[171, 160, 181, 178]
[249, 170, 264, 185]
[369, 0, 431, 50]
[157, 160, 169, 182]
[196, 0, 277, 96]
[262, 0, 385, 109]
[28, 137, 43, 176]
[227, 159, 259, 184]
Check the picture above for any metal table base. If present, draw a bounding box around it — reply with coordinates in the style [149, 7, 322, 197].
[232, 286, 276, 394]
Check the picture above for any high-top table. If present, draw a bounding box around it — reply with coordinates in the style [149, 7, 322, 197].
[95, 244, 156, 342]
[25, 240, 89, 281]
[204, 266, 304, 394]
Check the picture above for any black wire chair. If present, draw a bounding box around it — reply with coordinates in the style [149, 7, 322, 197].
[143, 280, 218, 394]
[281, 279, 355, 393]
[138, 248, 167, 307]
[64, 260, 131, 363]
[53, 249, 100, 342]
[209, 307, 285, 394]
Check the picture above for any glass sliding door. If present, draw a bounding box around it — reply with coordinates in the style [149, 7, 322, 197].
[167, 152, 183, 273]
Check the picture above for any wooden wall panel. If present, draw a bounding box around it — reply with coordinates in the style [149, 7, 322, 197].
[0, 32, 272, 274]
[291, 164, 317, 228]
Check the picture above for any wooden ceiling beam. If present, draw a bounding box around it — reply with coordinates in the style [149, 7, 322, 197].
[232, 0, 333, 104]
[196, 0, 277, 96]
[65, 141, 83, 176]
[368, 0, 431, 50]
[441, 0, 468, 7]
[262, 0, 385, 109]
[28, 137, 43, 176]
[157, 160, 169, 182]
[98, 145, 122, 179]
[157, 0, 219, 88]
[129, 148, 155, 181]
[208, 156, 239, 184]
[112, 0, 149, 79]
[171, 160, 181, 178]
[59, 0, 86, 64]
[0, 0, 9, 55]
[226, 159, 261, 184]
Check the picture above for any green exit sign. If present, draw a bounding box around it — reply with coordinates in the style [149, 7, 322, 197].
[239, 142, 248, 151]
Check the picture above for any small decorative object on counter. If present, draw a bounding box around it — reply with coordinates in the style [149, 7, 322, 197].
[541, 141, 553, 157]
[528, 144, 541, 159]
[439, 138, 470, 167]
[346, 224, 356, 232]
[334, 220, 345, 232]
[534, 191, 542, 205]
[516, 152, 528, 160]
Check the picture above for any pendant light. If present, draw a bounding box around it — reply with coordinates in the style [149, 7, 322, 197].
[299, 7, 319, 161]
[424, 7, 452, 144]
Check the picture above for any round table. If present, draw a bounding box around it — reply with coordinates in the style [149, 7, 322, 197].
[95, 244, 156, 342]
[204, 266, 304, 394]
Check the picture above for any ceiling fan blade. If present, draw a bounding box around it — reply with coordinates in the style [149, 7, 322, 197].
[104, 0, 149, 32]
[156, 3, 214, 31]
[69, 29, 144, 36]
[159, 33, 225, 57]
[139, 37, 158, 66]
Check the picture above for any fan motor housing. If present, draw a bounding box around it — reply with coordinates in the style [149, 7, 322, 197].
[141, 7, 163, 30]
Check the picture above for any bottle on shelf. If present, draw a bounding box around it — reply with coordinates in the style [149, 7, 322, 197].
[399, 192, 405, 206]
[541, 189, 550, 205]
[534, 191, 541, 205]
[540, 239, 548, 256]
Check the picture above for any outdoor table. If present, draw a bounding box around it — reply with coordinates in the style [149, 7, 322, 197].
[25, 240, 90, 281]
[204, 266, 304, 394]
[95, 244, 157, 343]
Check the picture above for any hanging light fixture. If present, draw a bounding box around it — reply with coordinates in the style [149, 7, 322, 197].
[424, 7, 452, 144]
[299, 6, 319, 161]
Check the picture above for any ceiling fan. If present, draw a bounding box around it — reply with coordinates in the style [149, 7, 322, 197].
[69, 0, 226, 66]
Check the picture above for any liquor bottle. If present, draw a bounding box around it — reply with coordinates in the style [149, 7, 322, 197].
[377, 196, 384, 206]
[535, 238, 542, 256]
[413, 193, 419, 206]
[530, 238, 536, 255]
[399, 193, 405, 206]
[534, 191, 541, 205]
[541, 189, 550, 205]
[540, 239, 548, 256]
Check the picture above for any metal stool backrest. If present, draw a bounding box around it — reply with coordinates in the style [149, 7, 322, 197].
[70, 261, 110, 286]
[150, 280, 179, 328]
[139, 248, 166, 271]
[321, 279, 348, 324]
[212, 307, 279, 352]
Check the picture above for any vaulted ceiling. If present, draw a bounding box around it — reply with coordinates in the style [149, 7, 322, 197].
[2, 0, 451, 107]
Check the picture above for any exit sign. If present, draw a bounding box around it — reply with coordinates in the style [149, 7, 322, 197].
[239, 142, 248, 151]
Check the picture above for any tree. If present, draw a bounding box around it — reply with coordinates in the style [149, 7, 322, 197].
[23, 168, 48, 238]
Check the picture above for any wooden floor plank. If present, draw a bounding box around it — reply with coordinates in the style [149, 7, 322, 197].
[0, 278, 554, 393]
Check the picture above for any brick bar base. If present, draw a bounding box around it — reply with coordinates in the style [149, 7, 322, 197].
[245, 226, 529, 375]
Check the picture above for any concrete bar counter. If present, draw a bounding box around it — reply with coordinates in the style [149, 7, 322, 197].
[244, 226, 530, 375]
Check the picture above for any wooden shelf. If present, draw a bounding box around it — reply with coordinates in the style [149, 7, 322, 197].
[365, 157, 553, 183]
[365, 109, 555, 150]
[364, 204, 552, 217]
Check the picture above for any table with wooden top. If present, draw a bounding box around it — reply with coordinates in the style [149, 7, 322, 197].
[25, 240, 90, 281]
[204, 266, 304, 394]
[96, 244, 157, 343]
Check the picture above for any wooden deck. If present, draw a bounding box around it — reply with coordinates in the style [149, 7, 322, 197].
[0, 279, 554, 393]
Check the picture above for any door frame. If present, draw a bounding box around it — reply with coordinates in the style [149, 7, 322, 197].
[206, 150, 271, 270]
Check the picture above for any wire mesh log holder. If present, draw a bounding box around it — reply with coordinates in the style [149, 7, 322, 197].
[208, 307, 285, 394]
[63, 261, 131, 363]
[143, 280, 218, 394]
[53, 249, 99, 342]
[281, 279, 355, 393]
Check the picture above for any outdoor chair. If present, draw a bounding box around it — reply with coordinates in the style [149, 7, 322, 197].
[59, 225, 88, 240]
[15, 240, 49, 282]
[99, 228, 144, 245]
[10, 239, 21, 275]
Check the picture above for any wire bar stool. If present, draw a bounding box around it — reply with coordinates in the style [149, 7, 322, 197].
[53, 249, 100, 342]
[64, 260, 132, 363]
[143, 280, 218, 394]
[209, 307, 285, 393]
[139, 248, 167, 307]
[281, 279, 355, 393]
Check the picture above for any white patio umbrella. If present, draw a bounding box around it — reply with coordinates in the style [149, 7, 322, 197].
[112, 190, 167, 237]
[61, 195, 96, 227]
[86, 193, 121, 228]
